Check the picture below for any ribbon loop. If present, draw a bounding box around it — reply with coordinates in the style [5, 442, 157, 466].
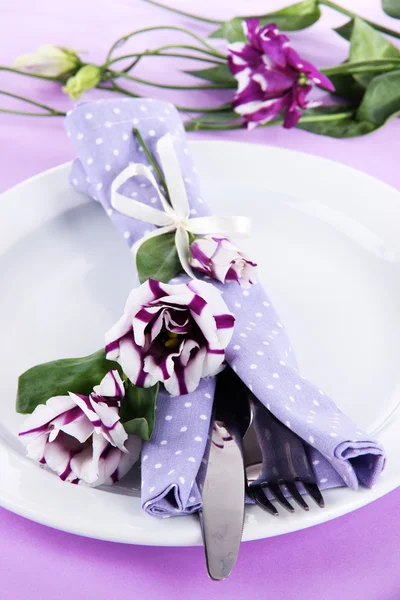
[110, 133, 252, 279]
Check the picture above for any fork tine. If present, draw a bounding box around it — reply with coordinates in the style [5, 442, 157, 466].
[248, 486, 279, 516]
[268, 483, 295, 513]
[285, 481, 309, 511]
[302, 481, 325, 508]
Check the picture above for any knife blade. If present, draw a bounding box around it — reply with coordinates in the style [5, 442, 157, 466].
[199, 368, 250, 581]
[199, 420, 245, 581]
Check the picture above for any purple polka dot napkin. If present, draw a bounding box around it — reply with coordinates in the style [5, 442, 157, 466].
[66, 98, 385, 517]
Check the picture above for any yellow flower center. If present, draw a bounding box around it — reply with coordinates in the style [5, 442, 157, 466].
[164, 331, 181, 349]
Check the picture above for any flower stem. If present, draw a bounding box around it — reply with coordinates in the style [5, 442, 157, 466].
[319, 0, 400, 40]
[105, 49, 224, 69]
[0, 108, 65, 117]
[107, 69, 232, 90]
[141, 0, 222, 25]
[0, 66, 63, 82]
[98, 82, 140, 97]
[101, 82, 231, 113]
[322, 58, 400, 76]
[133, 127, 170, 201]
[185, 110, 354, 131]
[106, 26, 225, 61]
[154, 45, 225, 63]
[176, 103, 231, 113]
[0, 90, 65, 115]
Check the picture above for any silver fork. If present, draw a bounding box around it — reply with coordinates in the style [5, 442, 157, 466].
[243, 395, 325, 515]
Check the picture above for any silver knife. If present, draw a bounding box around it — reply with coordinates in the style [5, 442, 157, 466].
[199, 420, 245, 581]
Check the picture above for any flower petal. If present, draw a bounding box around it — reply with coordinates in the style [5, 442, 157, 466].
[43, 431, 81, 480]
[19, 394, 76, 436]
[93, 369, 124, 399]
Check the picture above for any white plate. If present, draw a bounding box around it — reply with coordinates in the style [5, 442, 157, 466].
[1, 141, 400, 546]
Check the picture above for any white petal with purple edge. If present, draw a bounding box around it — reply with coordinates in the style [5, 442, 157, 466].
[19, 394, 76, 435]
[93, 370, 124, 398]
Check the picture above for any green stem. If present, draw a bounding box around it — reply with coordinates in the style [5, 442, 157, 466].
[322, 58, 400, 76]
[105, 49, 224, 69]
[0, 90, 64, 114]
[0, 66, 63, 82]
[99, 82, 230, 113]
[133, 127, 170, 200]
[107, 69, 232, 90]
[106, 26, 225, 61]
[97, 83, 140, 97]
[121, 56, 142, 73]
[141, 0, 222, 25]
[176, 103, 231, 113]
[0, 108, 65, 117]
[319, 0, 400, 40]
[154, 45, 225, 62]
[185, 110, 354, 131]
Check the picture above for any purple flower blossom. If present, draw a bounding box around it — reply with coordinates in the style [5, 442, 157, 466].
[19, 371, 141, 486]
[228, 20, 334, 129]
[105, 279, 235, 396]
[190, 236, 257, 288]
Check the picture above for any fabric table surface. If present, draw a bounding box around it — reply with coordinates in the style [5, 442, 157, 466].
[0, 1, 399, 599]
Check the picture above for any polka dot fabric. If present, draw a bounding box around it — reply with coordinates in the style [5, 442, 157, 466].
[66, 99, 385, 516]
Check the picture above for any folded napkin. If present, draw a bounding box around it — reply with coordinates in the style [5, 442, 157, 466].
[66, 98, 385, 517]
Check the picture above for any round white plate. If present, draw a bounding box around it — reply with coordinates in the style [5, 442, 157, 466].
[1, 141, 399, 546]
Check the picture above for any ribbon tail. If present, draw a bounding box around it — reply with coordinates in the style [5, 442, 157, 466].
[112, 193, 173, 227]
[175, 226, 197, 280]
[187, 216, 252, 238]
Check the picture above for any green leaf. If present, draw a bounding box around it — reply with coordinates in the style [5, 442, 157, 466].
[334, 19, 354, 41]
[329, 73, 365, 101]
[209, 0, 320, 40]
[209, 18, 246, 42]
[348, 18, 400, 86]
[257, 0, 321, 31]
[357, 69, 400, 125]
[136, 232, 183, 284]
[297, 104, 376, 138]
[297, 77, 400, 137]
[185, 64, 236, 86]
[383, 0, 400, 18]
[119, 383, 158, 440]
[16, 349, 120, 414]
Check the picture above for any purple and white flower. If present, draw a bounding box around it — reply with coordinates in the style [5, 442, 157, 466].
[190, 236, 257, 288]
[105, 279, 235, 396]
[228, 20, 334, 129]
[19, 370, 140, 486]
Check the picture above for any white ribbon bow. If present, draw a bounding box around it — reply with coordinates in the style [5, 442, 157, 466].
[111, 133, 251, 278]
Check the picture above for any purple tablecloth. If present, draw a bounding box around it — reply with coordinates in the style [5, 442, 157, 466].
[1, 1, 399, 598]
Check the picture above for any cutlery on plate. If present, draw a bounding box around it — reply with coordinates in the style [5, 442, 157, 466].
[199, 369, 250, 581]
[243, 395, 325, 514]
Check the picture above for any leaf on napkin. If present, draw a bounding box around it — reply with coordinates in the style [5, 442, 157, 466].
[16, 349, 120, 414]
[185, 65, 236, 86]
[136, 231, 183, 284]
[382, 0, 400, 18]
[336, 18, 400, 87]
[119, 382, 158, 440]
[208, 0, 320, 41]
